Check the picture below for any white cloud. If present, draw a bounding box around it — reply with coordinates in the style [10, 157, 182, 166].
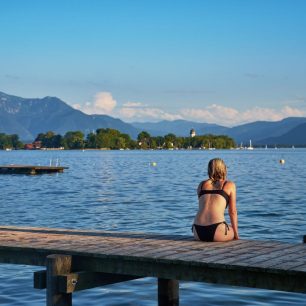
[118, 100, 183, 121]
[181, 105, 305, 126]
[73, 92, 305, 125]
[123, 102, 145, 107]
[73, 92, 117, 115]
[281, 106, 305, 117]
[181, 104, 239, 125]
[119, 105, 182, 121]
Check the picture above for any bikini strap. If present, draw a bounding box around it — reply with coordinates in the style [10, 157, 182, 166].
[222, 181, 228, 190]
[223, 221, 229, 235]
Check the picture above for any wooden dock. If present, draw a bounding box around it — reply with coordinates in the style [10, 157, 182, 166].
[0, 165, 68, 174]
[0, 226, 305, 306]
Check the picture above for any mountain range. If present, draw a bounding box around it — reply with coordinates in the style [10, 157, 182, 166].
[0, 91, 139, 140]
[132, 117, 306, 146]
[0, 91, 305, 146]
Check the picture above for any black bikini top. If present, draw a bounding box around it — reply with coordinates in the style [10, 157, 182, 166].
[198, 181, 230, 208]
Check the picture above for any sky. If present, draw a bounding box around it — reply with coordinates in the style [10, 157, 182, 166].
[1, 0, 306, 126]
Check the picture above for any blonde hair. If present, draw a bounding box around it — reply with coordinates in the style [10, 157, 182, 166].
[208, 158, 227, 182]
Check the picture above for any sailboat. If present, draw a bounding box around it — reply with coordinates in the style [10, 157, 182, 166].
[247, 140, 254, 150]
[236, 142, 244, 150]
[208, 142, 215, 150]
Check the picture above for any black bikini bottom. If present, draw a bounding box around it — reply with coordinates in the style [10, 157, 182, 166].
[192, 221, 229, 242]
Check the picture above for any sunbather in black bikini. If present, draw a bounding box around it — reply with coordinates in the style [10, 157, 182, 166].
[192, 222, 229, 242]
[192, 158, 239, 242]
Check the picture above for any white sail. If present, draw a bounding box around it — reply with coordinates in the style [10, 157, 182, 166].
[247, 140, 254, 150]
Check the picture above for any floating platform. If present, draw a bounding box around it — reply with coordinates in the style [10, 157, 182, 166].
[0, 165, 68, 175]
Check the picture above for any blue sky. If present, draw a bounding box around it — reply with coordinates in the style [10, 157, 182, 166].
[1, 0, 306, 125]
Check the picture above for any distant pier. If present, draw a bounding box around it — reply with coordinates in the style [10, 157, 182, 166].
[0, 165, 68, 175]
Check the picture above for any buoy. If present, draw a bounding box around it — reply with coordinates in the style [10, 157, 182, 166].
[151, 162, 157, 167]
[279, 159, 285, 164]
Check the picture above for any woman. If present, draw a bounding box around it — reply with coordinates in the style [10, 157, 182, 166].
[192, 158, 239, 242]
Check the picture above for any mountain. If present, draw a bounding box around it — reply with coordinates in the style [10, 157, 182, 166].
[227, 117, 306, 144]
[258, 122, 306, 146]
[131, 120, 229, 137]
[1, 91, 305, 145]
[0, 91, 139, 140]
[131, 117, 306, 145]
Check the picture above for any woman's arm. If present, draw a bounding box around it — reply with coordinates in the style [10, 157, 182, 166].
[228, 182, 239, 239]
[197, 181, 204, 196]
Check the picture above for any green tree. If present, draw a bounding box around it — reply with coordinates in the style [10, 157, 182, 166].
[137, 131, 151, 149]
[10, 134, 22, 148]
[0, 133, 23, 149]
[86, 132, 97, 148]
[64, 131, 85, 149]
[115, 137, 126, 149]
[0, 133, 10, 149]
[154, 136, 165, 148]
[164, 133, 177, 148]
[35, 131, 63, 148]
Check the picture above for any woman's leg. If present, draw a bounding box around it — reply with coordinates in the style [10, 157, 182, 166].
[213, 223, 234, 242]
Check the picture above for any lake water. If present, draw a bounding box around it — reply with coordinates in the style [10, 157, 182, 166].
[0, 149, 306, 305]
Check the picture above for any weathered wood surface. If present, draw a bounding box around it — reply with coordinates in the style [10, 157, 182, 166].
[46, 254, 72, 306]
[0, 226, 306, 293]
[34, 270, 139, 293]
[0, 165, 68, 174]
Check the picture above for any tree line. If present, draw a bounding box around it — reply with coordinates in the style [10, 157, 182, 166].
[0, 133, 23, 150]
[0, 129, 236, 150]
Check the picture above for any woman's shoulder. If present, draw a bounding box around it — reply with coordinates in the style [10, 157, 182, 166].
[224, 180, 236, 191]
[197, 179, 209, 192]
[198, 179, 211, 188]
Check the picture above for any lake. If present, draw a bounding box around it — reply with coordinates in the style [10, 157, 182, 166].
[0, 149, 306, 305]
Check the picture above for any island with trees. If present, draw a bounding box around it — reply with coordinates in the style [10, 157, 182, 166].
[0, 129, 236, 150]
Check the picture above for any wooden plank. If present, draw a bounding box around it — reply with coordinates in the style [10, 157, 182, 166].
[139, 239, 211, 258]
[58, 272, 139, 293]
[0, 227, 194, 258]
[158, 278, 179, 306]
[34, 270, 140, 292]
[206, 242, 290, 265]
[0, 226, 190, 242]
[34, 270, 46, 289]
[160, 240, 258, 262]
[72, 254, 306, 293]
[87, 237, 187, 257]
[127, 239, 246, 260]
[0, 247, 48, 266]
[257, 255, 306, 271]
[226, 244, 306, 268]
[292, 264, 306, 272]
[270, 260, 306, 271]
[120, 239, 199, 258]
[46, 254, 72, 306]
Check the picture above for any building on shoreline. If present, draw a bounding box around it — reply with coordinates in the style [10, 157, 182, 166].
[190, 129, 196, 138]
